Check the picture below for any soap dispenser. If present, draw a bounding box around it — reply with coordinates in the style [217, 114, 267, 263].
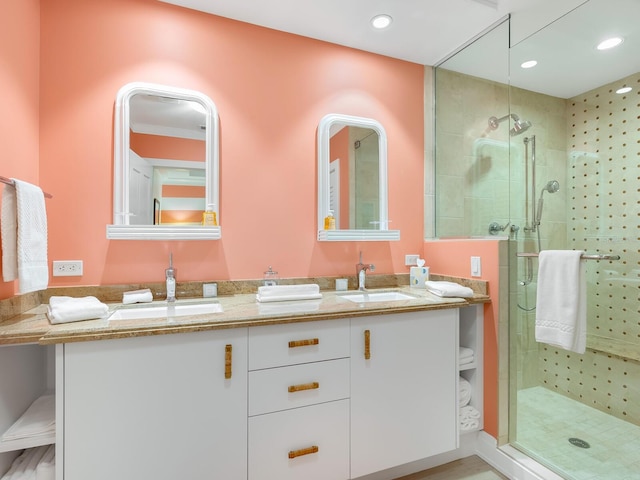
[202, 204, 218, 226]
[166, 253, 176, 302]
[324, 210, 336, 230]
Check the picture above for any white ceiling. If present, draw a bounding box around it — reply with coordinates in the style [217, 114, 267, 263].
[159, 0, 639, 98]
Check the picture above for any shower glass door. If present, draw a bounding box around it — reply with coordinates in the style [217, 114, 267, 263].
[508, 1, 640, 478]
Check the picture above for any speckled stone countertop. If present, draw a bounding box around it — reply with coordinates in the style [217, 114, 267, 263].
[0, 274, 489, 346]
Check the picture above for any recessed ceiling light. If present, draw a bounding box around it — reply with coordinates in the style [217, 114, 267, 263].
[371, 14, 392, 29]
[616, 86, 632, 94]
[597, 37, 623, 50]
[521, 60, 538, 69]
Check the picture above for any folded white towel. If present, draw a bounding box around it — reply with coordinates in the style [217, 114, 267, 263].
[1, 395, 55, 441]
[1, 179, 49, 293]
[122, 288, 153, 304]
[459, 346, 474, 359]
[459, 405, 481, 431]
[425, 281, 474, 298]
[459, 377, 472, 407]
[535, 250, 587, 354]
[47, 296, 109, 324]
[36, 444, 55, 480]
[256, 284, 322, 303]
[460, 355, 475, 366]
[3, 445, 49, 480]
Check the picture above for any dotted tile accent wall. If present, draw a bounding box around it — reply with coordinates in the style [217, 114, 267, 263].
[538, 73, 640, 427]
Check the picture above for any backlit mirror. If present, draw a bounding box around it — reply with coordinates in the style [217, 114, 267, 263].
[107, 82, 220, 240]
[317, 114, 399, 241]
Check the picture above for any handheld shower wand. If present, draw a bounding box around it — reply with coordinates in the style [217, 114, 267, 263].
[534, 180, 560, 227]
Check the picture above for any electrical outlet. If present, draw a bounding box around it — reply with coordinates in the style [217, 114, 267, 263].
[405, 254, 420, 266]
[471, 256, 482, 277]
[52, 260, 83, 277]
[203, 283, 218, 298]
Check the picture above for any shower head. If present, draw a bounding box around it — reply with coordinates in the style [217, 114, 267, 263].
[487, 113, 532, 136]
[542, 180, 560, 194]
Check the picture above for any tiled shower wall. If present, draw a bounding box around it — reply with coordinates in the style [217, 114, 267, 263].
[536, 73, 640, 426]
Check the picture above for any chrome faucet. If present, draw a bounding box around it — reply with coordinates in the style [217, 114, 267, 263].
[356, 251, 375, 291]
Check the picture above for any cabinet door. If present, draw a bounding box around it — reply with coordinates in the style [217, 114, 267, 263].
[62, 329, 248, 480]
[350, 310, 458, 478]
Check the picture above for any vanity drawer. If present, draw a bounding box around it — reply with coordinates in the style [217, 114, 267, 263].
[248, 358, 349, 416]
[248, 319, 349, 370]
[248, 399, 349, 480]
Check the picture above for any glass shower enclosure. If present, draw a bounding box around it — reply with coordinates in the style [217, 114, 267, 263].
[434, 1, 639, 479]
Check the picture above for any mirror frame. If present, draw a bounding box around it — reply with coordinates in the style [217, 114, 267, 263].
[317, 113, 399, 241]
[107, 82, 221, 240]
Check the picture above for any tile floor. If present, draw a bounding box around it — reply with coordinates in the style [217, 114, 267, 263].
[514, 386, 640, 480]
[395, 455, 508, 479]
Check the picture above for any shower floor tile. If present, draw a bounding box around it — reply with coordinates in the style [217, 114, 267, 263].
[515, 386, 640, 480]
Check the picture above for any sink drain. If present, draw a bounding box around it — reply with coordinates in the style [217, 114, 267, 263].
[568, 437, 591, 449]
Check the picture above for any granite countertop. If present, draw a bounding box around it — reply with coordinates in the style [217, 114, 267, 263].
[0, 284, 489, 346]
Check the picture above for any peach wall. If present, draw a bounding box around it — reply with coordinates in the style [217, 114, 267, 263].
[424, 239, 501, 438]
[130, 132, 205, 161]
[0, 0, 40, 298]
[30, 0, 424, 289]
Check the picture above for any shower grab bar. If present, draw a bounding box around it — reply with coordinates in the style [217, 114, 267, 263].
[0, 176, 53, 198]
[517, 252, 620, 261]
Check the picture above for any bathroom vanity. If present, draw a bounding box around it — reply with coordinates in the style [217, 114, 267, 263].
[0, 287, 485, 480]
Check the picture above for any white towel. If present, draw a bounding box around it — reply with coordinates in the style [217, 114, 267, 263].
[35, 444, 55, 480]
[2, 445, 49, 480]
[535, 250, 587, 354]
[425, 281, 474, 298]
[1, 179, 49, 293]
[459, 346, 474, 360]
[459, 377, 472, 407]
[256, 284, 322, 303]
[1, 395, 55, 441]
[459, 405, 481, 431]
[122, 288, 153, 304]
[47, 296, 109, 324]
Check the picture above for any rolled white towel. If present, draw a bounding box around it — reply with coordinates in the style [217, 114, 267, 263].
[425, 281, 474, 298]
[122, 288, 153, 305]
[459, 377, 472, 407]
[256, 284, 322, 303]
[36, 444, 55, 480]
[47, 296, 109, 324]
[3, 445, 49, 480]
[459, 405, 481, 432]
[459, 346, 474, 360]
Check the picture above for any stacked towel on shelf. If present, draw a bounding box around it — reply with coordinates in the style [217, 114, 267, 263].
[122, 288, 153, 304]
[535, 250, 587, 354]
[425, 281, 474, 298]
[1, 179, 49, 294]
[1, 395, 54, 442]
[256, 284, 322, 303]
[47, 296, 109, 324]
[1, 444, 54, 480]
[459, 405, 481, 432]
[459, 377, 472, 407]
[459, 346, 475, 366]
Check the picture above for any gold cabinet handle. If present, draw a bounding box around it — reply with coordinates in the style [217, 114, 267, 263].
[224, 344, 232, 379]
[288, 338, 319, 348]
[288, 381, 320, 393]
[364, 329, 371, 360]
[288, 445, 319, 459]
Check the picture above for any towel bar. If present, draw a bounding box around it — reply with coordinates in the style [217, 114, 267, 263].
[0, 176, 53, 199]
[517, 252, 620, 261]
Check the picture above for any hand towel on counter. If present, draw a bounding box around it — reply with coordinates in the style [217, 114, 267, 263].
[122, 288, 153, 304]
[1, 395, 54, 442]
[459, 405, 481, 432]
[1, 179, 49, 294]
[458, 377, 472, 407]
[425, 281, 474, 298]
[535, 250, 587, 354]
[47, 296, 109, 324]
[256, 284, 322, 303]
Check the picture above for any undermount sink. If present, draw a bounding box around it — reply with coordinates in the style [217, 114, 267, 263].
[109, 302, 223, 321]
[339, 291, 416, 303]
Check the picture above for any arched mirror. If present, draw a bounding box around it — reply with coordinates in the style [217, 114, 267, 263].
[317, 113, 400, 241]
[107, 82, 220, 240]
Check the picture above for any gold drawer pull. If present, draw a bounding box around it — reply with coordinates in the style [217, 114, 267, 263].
[288, 381, 320, 393]
[288, 445, 319, 459]
[224, 344, 232, 379]
[288, 338, 319, 348]
[364, 329, 371, 360]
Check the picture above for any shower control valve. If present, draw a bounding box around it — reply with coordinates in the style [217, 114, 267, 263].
[488, 221, 510, 235]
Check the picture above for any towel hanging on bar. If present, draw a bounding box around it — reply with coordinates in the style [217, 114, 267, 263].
[0, 176, 52, 199]
[517, 252, 620, 261]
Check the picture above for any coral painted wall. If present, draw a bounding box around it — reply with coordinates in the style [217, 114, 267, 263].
[0, 0, 41, 298]
[26, 0, 424, 289]
[424, 239, 502, 438]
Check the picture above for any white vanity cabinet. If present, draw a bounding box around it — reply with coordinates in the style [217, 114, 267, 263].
[350, 310, 458, 478]
[60, 328, 248, 480]
[247, 320, 350, 480]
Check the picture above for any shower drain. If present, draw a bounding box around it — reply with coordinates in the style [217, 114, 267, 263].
[568, 437, 591, 449]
